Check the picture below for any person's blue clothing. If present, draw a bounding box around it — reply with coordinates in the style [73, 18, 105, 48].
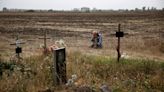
[97, 33, 102, 47]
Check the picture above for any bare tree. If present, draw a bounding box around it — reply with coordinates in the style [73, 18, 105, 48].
[151, 7, 157, 11]
[3, 7, 7, 12]
[135, 8, 139, 12]
[147, 7, 150, 11]
[142, 6, 146, 11]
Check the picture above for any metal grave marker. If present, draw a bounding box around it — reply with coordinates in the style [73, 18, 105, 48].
[16, 47, 22, 53]
[10, 35, 25, 62]
[116, 24, 124, 62]
[52, 47, 67, 85]
[116, 32, 124, 37]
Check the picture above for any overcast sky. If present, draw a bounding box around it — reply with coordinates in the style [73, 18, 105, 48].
[0, 0, 164, 10]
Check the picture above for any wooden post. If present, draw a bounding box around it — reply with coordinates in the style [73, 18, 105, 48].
[117, 24, 121, 62]
[44, 30, 47, 49]
[52, 47, 67, 85]
[116, 24, 124, 62]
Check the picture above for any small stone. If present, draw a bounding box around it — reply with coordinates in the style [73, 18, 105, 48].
[100, 85, 111, 92]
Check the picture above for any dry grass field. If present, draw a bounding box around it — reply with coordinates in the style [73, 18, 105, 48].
[0, 12, 164, 60]
[0, 12, 164, 92]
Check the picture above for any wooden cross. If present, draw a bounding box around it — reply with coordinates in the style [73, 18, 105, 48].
[10, 35, 25, 61]
[116, 24, 124, 62]
[39, 29, 50, 52]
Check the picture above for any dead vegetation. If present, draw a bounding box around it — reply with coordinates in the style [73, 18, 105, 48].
[0, 12, 164, 91]
[0, 52, 164, 92]
[0, 12, 164, 60]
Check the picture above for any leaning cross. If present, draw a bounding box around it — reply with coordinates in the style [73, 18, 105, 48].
[116, 24, 124, 62]
[39, 29, 50, 52]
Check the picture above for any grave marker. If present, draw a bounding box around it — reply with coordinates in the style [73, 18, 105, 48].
[39, 29, 50, 49]
[116, 24, 124, 62]
[39, 29, 50, 54]
[52, 47, 67, 85]
[10, 35, 25, 62]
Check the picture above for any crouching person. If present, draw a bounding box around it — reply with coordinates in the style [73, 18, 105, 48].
[97, 32, 102, 48]
[91, 31, 102, 48]
[91, 31, 98, 48]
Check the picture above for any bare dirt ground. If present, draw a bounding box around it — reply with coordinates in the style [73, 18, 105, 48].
[0, 12, 164, 61]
